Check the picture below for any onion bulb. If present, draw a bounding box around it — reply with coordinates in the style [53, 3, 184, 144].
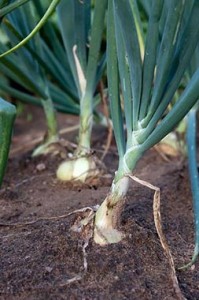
[56, 156, 98, 182]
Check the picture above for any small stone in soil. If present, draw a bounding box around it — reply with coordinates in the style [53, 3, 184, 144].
[36, 163, 46, 171]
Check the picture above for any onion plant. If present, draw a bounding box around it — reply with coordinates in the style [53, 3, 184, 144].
[94, 0, 199, 245]
[56, 0, 107, 182]
[0, 97, 16, 187]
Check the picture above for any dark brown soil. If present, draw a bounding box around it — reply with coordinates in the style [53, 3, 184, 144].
[0, 105, 199, 300]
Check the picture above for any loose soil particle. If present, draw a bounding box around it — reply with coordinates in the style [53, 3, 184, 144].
[0, 105, 199, 300]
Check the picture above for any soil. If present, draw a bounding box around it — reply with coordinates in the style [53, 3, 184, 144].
[0, 105, 199, 300]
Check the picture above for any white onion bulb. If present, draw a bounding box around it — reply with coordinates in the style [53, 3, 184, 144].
[56, 157, 97, 182]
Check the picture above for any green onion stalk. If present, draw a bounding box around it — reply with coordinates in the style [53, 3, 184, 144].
[178, 105, 199, 269]
[32, 96, 59, 157]
[94, 0, 199, 245]
[0, 97, 16, 187]
[179, 42, 199, 268]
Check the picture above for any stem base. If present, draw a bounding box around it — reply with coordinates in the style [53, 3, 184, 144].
[94, 193, 125, 245]
[32, 135, 59, 157]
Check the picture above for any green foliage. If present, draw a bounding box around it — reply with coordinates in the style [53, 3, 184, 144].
[107, 0, 199, 177]
[0, 0, 30, 22]
[0, 0, 106, 113]
[0, 0, 78, 114]
[0, 0, 61, 56]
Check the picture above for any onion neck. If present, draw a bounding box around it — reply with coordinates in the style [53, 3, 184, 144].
[32, 98, 59, 157]
[76, 92, 93, 156]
